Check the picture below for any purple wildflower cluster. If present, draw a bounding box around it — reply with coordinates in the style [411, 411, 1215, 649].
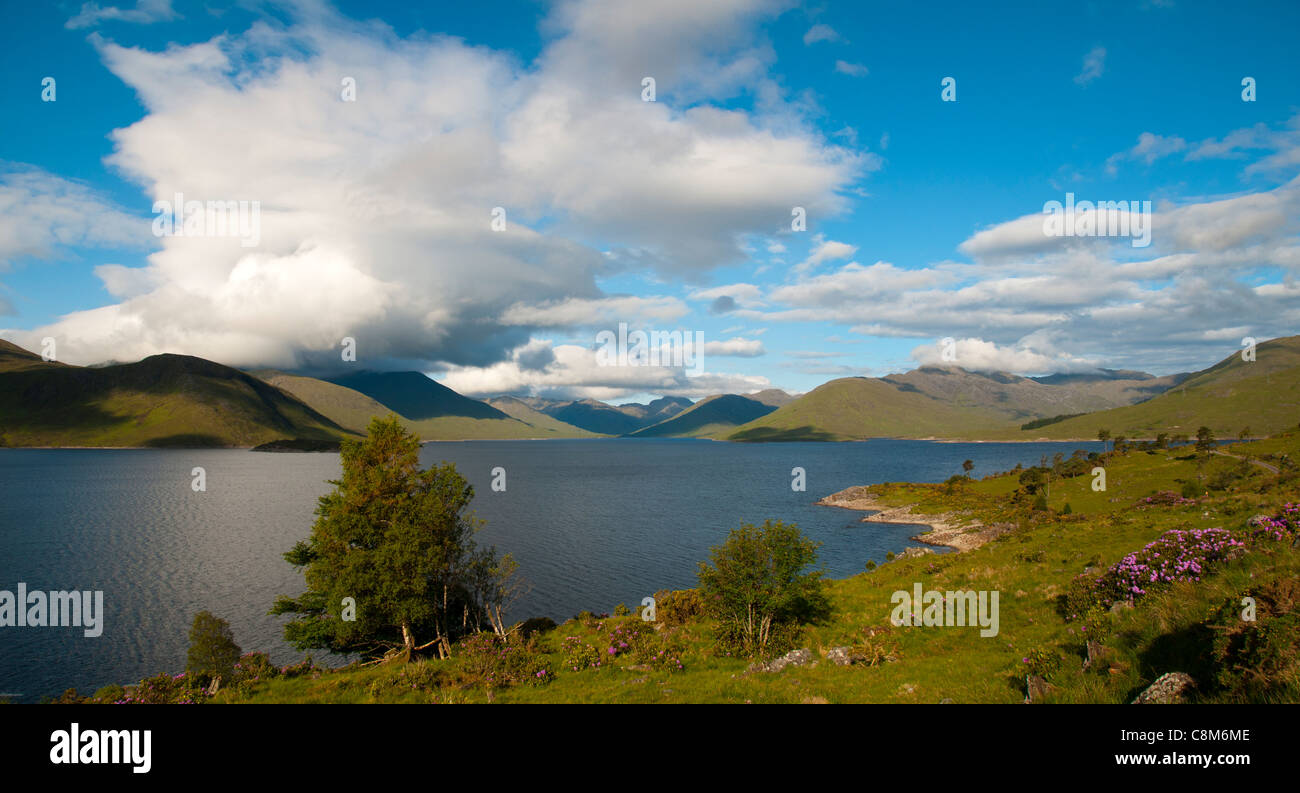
[1138, 490, 1197, 507]
[1083, 527, 1244, 608]
[1250, 503, 1298, 543]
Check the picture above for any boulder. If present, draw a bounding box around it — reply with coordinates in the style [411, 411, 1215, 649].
[748, 647, 813, 674]
[1131, 671, 1195, 704]
[1024, 674, 1054, 703]
[825, 646, 862, 666]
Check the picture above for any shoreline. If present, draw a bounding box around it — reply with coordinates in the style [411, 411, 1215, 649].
[817, 485, 1002, 553]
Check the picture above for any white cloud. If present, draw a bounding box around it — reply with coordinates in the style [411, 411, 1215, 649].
[66, 0, 177, 29]
[9, 0, 862, 369]
[1105, 132, 1187, 174]
[794, 234, 857, 273]
[911, 337, 1100, 374]
[802, 24, 842, 45]
[703, 337, 765, 357]
[834, 60, 868, 77]
[1074, 46, 1106, 86]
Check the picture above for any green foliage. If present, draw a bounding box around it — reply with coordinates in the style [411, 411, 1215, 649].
[613, 603, 631, 617]
[561, 636, 604, 671]
[91, 684, 126, 703]
[457, 632, 552, 687]
[1196, 425, 1217, 452]
[1021, 646, 1062, 680]
[122, 673, 207, 704]
[271, 415, 513, 658]
[653, 588, 704, 626]
[186, 611, 242, 683]
[696, 520, 831, 656]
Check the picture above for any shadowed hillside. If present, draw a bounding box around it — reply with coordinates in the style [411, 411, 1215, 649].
[0, 343, 348, 447]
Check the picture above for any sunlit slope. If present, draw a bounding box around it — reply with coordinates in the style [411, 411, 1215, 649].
[728, 377, 1014, 441]
[1018, 336, 1300, 440]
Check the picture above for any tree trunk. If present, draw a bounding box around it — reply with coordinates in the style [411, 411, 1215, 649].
[401, 621, 415, 653]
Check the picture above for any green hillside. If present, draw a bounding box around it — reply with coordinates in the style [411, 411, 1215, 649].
[728, 376, 1013, 441]
[256, 371, 401, 434]
[1017, 336, 1300, 440]
[631, 394, 776, 438]
[0, 344, 349, 448]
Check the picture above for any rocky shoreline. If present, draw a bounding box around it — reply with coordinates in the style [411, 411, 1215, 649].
[817, 485, 1005, 553]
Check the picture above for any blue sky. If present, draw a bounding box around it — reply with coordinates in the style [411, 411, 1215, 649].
[2, 0, 1298, 403]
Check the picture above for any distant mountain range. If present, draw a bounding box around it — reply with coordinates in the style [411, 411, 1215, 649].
[1, 336, 1296, 447]
[728, 336, 1299, 441]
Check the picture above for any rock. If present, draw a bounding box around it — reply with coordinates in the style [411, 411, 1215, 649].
[894, 546, 935, 562]
[1024, 674, 1054, 703]
[1083, 641, 1112, 670]
[205, 675, 221, 696]
[1248, 514, 1272, 527]
[825, 646, 863, 666]
[1131, 672, 1195, 704]
[1109, 600, 1134, 615]
[938, 698, 954, 704]
[748, 647, 813, 674]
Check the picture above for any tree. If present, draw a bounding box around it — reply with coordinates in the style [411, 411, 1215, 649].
[186, 611, 241, 682]
[962, 459, 974, 477]
[271, 416, 514, 659]
[1097, 428, 1111, 454]
[1195, 426, 1217, 453]
[697, 520, 830, 656]
[1239, 427, 1252, 442]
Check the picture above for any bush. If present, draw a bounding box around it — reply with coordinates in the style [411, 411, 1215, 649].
[561, 636, 604, 671]
[92, 684, 126, 703]
[1064, 527, 1245, 616]
[653, 589, 704, 626]
[1209, 579, 1300, 700]
[456, 632, 552, 687]
[121, 672, 207, 704]
[1140, 490, 1196, 507]
[1249, 503, 1298, 543]
[697, 520, 831, 657]
[1022, 646, 1062, 680]
[231, 652, 277, 684]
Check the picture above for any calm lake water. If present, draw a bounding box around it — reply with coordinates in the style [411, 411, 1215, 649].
[0, 438, 1101, 700]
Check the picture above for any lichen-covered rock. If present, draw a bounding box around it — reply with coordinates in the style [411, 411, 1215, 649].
[825, 646, 862, 666]
[747, 647, 813, 673]
[1131, 672, 1195, 704]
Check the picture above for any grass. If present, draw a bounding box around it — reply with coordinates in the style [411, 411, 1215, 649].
[181, 434, 1300, 704]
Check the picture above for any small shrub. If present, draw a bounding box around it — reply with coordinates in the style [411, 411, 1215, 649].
[654, 589, 704, 626]
[122, 672, 207, 704]
[1021, 646, 1062, 680]
[561, 636, 604, 671]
